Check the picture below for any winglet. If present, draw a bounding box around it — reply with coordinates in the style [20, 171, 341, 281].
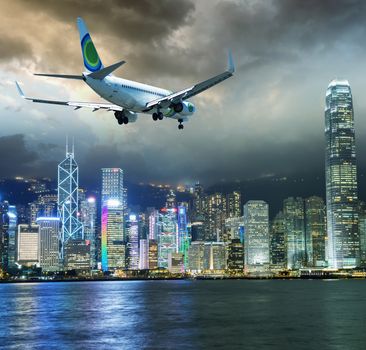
[227, 50, 235, 74]
[15, 81, 25, 98]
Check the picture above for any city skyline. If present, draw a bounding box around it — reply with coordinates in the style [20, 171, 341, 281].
[2, 1, 366, 188]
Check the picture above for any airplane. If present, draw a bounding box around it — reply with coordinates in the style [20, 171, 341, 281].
[16, 17, 234, 130]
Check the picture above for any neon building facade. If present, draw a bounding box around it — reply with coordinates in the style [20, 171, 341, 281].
[101, 199, 125, 271]
[177, 205, 189, 267]
[158, 208, 178, 268]
[325, 80, 359, 268]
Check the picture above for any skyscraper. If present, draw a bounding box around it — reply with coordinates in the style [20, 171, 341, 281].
[80, 196, 97, 269]
[325, 79, 359, 269]
[283, 197, 306, 269]
[177, 205, 189, 267]
[37, 217, 60, 272]
[101, 168, 125, 271]
[305, 196, 326, 267]
[205, 193, 227, 241]
[227, 191, 241, 218]
[58, 142, 83, 259]
[126, 214, 139, 270]
[17, 224, 40, 266]
[243, 200, 270, 271]
[157, 208, 178, 268]
[139, 238, 149, 270]
[101, 168, 124, 206]
[227, 239, 244, 270]
[0, 202, 10, 271]
[270, 211, 286, 269]
[101, 199, 125, 271]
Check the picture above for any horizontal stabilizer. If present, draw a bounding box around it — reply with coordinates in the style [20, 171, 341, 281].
[34, 73, 84, 80]
[87, 60, 125, 80]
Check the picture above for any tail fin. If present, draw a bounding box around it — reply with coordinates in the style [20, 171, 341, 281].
[77, 17, 104, 72]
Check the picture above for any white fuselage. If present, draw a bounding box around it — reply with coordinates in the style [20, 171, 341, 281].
[84, 74, 195, 120]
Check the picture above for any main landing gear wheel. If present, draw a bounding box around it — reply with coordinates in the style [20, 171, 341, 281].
[152, 112, 164, 121]
[178, 119, 184, 130]
[115, 112, 129, 125]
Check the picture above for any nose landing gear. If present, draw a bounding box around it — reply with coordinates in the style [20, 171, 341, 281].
[178, 119, 184, 130]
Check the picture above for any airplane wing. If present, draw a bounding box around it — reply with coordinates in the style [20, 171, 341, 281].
[15, 81, 122, 112]
[144, 51, 235, 111]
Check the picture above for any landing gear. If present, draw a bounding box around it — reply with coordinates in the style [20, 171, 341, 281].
[115, 111, 129, 125]
[152, 111, 164, 121]
[178, 119, 184, 130]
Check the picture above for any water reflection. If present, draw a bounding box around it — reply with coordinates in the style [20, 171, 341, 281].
[0, 280, 365, 350]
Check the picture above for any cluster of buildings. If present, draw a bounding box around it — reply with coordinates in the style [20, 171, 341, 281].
[0, 79, 366, 278]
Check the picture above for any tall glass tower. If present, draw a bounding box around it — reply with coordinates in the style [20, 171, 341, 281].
[101, 168, 125, 271]
[58, 142, 83, 259]
[243, 200, 270, 270]
[325, 79, 359, 269]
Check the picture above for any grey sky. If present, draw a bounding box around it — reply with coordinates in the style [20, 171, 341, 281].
[1, 0, 366, 187]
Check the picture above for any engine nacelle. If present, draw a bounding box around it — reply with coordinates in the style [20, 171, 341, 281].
[172, 101, 195, 116]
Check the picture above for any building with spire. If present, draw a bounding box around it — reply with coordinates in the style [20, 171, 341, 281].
[325, 79, 359, 269]
[58, 139, 83, 260]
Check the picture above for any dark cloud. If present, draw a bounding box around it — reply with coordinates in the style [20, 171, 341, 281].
[14, 0, 195, 42]
[2, 0, 366, 196]
[0, 134, 39, 177]
[0, 34, 33, 62]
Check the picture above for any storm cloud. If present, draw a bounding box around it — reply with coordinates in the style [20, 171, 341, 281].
[1, 0, 366, 193]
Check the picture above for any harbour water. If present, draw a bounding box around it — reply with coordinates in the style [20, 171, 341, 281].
[0, 280, 365, 349]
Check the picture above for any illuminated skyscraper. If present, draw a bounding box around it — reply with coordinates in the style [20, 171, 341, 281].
[126, 214, 139, 270]
[283, 197, 306, 269]
[203, 242, 227, 270]
[270, 211, 286, 269]
[101, 199, 125, 271]
[243, 200, 270, 270]
[37, 217, 60, 272]
[177, 205, 189, 267]
[148, 208, 159, 240]
[187, 241, 205, 271]
[80, 196, 97, 268]
[58, 142, 83, 259]
[227, 191, 241, 218]
[305, 196, 326, 267]
[157, 208, 178, 268]
[227, 239, 244, 270]
[205, 193, 227, 241]
[101, 168, 125, 271]
[17, 224, 40, 266]
[139, 239, 149, 270]
[0, 202, 10, 271]
[358, 211, 366, 267]
[325, 79, 359, 269]
[148, 239, 158, 269]
[101, 168, 124, 206]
